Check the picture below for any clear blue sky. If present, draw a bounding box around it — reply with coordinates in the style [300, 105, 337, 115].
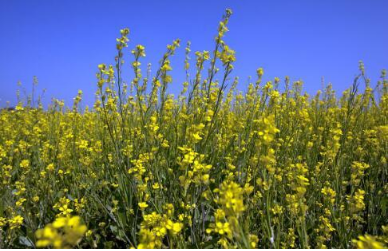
[1, 0, 387, 108]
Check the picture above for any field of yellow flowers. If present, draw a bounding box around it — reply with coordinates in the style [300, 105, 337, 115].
[0, 10, 387, 249]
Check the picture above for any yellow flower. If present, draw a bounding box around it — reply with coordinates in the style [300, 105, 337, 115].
[120, 28, 129, 36]
[46, 163, 55, 172]
[166, 220, 183, 235]
[20, 159, 30, 169]
[353, 234, 386, 249]
[0, 217, 7, 228]
[86, 230, 93, 237]
[151, 183, 159, 190]
[15, 198, 26, 207]
[138, 202, 148, 210]
[249, 234, 259, 248]
[257, 67, 264, 77]
[36, 216, 87, 249]
[138, 228, 157, 249]
[98, 64, 106, 71]
[9, 215, 23, 229]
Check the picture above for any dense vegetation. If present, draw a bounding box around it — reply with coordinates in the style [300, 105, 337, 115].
[0, 9, 387, 249]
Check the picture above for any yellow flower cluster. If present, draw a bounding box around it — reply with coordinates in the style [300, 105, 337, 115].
[177, 146, 212, 191]
[53, 197, 74, 216]
[35, 216, 87, 248]
[353, 225, 388, 249]
[207, 180, 257, 248]
[137, 204, 184, 249]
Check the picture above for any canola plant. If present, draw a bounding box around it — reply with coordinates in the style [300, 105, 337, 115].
[0, 9, 387, 249]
